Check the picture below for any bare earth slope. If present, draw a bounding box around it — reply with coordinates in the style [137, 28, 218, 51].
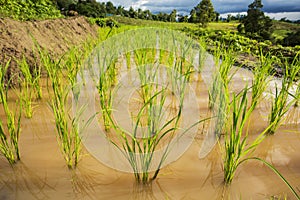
[0, 16, 98, 84]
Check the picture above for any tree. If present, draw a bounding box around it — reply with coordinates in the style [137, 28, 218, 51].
[178, 15, 188, 23]
[282, 30, 300, 47]
[128, 6, 137, 18]
[241, 0, 273, 40]
[191, 0, 216, 27]
[105, 1, 116, 15]
[169, 9, 177, 22]
[188, 9, 197, 23]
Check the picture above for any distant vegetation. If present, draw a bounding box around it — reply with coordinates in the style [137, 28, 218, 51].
[0, 0, 62, 20]
[239, 0, 273, 41]
[0, 0, 299, 57]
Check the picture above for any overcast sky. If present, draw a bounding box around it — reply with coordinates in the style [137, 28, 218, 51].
[97, 0, 300, 19]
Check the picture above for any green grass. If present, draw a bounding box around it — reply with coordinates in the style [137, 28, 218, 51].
[272, 21, 300, 40]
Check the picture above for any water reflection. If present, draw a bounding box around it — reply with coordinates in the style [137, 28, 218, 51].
[130, 181, 168, 200]
[0, 162, 53, 200]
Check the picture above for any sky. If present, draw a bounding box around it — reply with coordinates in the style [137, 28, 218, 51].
[97, 0, 300, 20]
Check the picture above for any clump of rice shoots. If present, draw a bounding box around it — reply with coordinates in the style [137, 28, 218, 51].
[40, 49, 86, 169]
[17, 54, 43, 118]
[267, 54, 300, 134]
[222, 87, 268, 184]
[250, 51, 274, 109]
[0, 59, 22, 164]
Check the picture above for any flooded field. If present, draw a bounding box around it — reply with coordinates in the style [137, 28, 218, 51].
[0, 28, 300, 199]
[0, 55, 300, 200]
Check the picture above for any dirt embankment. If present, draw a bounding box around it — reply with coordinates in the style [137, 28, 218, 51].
[0, 16, 98, 85]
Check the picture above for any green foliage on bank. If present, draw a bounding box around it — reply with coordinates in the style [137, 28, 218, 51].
[0, 0, 62, 20]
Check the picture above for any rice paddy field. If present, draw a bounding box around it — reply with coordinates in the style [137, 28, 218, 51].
[0, 21, 300, 200]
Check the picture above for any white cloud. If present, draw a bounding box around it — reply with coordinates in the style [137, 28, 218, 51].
[220, 11, 300, 21]
[97, 0, 300, 20]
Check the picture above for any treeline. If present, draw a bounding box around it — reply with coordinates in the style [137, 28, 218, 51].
[53, 0, 221, 24]
[53, 0, 179, 22]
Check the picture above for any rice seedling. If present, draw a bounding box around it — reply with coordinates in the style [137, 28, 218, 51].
[0, 59, 22, 164]
[208, 45, 236, 138]
[197, 38, 207, 72]
[39, 48, 89, 169]
[294, 83, 300, 107]
[222, 87, 269, 184]
[267, 55, 300, 134]
[100, 56, 203, 183]
[96, 53, 116, 132]
[250, 51, 274, 109]
[107, 82, 184, 183]
[125, 51, 131, 69]
[18, 56, 35, 118]
[209, 45, 236, 110]
[65, 47, 83, 90]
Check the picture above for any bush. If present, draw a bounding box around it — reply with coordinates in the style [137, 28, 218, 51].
[0, 0, 62, 20]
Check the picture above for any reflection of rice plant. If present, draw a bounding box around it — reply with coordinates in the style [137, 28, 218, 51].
[40, 49, 87, 169]
[267, 57, 300, 134]
[251, 51, 273, 109]
[223, 87, 267, 184]
[18, 56, 42, 118]
[0, 59, 22, 164]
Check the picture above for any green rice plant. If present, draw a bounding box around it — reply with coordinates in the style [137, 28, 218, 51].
[207, 45, 236, 142]
[267, 55, 300, 134]
[95, 49, 119, 131]
[209, 45, 236, 110]
[18, 56, 34, 118]
[101, 58, 202, 183]
[65, 47, 82, 90]
[125, 51, 131, 69]
[197, 38, 207, 72]
[97, 71, 113, 132]
[17, 55, 42, 118]
[0, 59, 22, 164]
[250, 51, 274, 109]
[107, 84, 190, 183]
[294, 83, 300, 107]
[222, 87, 269, 184]
[40, 49, 88, 169]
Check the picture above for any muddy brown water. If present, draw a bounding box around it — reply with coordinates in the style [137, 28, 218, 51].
[0, 60, 300, 199]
